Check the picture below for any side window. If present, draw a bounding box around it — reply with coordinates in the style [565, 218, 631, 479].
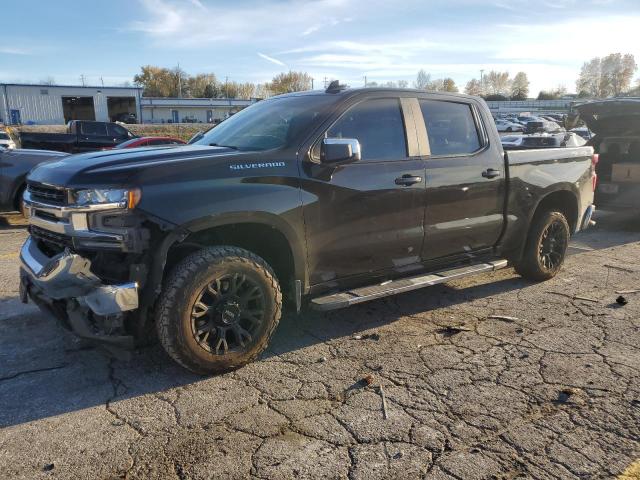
[419, 100, 482, 156]
[107, 124, 128, 138]
[81, 122, 108, 136]
[326, 98, 407, 161]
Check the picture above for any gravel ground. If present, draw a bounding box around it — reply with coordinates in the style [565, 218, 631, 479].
[0, 211, 639, 479]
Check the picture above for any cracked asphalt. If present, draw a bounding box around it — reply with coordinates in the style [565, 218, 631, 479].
[1, 211, 639, 479]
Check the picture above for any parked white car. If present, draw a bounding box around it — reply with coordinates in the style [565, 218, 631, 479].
[495, 120, 525, 132]
[0, 131, 16, 149]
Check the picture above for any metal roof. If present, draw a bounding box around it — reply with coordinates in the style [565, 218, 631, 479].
[0, 83, 142, 90]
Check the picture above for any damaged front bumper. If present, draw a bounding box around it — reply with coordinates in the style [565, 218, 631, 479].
[20, 236, 138, 348]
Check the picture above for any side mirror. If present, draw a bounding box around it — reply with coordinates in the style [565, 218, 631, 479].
[321, 138, 361, 164]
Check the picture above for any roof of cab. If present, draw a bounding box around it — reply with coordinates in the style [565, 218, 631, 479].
[276, 87, 483, 102]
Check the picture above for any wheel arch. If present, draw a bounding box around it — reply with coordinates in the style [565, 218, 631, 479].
[162, 213, 307, 303]
[530, 188, 580, 233]
[509, 187, 579, 263]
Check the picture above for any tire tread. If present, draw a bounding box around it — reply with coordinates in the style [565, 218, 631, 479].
[156, 246, 282, 374]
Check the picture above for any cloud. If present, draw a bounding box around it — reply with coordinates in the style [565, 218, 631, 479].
[0, 47, 32, 55]
[258, 52, 286, 67]
[129, 0, 640, 94]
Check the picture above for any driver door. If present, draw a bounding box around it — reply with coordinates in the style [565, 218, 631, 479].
[301, 96, 427, 287]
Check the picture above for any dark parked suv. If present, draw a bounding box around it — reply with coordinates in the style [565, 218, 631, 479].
[19, 85, 595, 373]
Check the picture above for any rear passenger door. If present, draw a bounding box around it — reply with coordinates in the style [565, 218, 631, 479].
[418, 99, 506, 262]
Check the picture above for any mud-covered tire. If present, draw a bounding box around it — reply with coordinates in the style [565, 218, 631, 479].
[513, 210, 570, 281]
[156, 246, 282, 375]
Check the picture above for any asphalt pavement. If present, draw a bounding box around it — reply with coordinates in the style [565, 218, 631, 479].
[0, 211, 639, 479]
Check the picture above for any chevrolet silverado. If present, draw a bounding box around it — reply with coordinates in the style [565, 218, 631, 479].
[19, 84, 596, 374]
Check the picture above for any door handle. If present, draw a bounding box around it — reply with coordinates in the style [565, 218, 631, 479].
[482, 168, 501, 179]
[395, 174, 423, 186]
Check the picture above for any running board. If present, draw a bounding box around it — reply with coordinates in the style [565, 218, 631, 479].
[310, 259, 509, 311]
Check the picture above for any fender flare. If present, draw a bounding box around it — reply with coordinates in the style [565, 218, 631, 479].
[149, 211, 308, 296]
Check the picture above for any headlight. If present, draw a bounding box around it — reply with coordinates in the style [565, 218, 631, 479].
[74, 188, 141, 209]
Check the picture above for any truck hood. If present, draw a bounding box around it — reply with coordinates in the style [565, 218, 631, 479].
[27, 145, 245, 187]
[574, 98, 640, 136]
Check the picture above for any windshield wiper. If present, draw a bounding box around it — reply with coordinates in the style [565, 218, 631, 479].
[209, 143, 239, 150]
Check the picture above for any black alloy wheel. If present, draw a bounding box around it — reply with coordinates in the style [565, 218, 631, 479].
[190, 273, 266, 355]
[538, 220, 568, 272]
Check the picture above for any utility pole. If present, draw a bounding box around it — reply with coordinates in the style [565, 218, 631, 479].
[311, 78, 314, 90]
[177, 62, 182, 98]
[80, 74, 85, 86]
[323, 77, 328, 88]
[225, 76, 228, 98]
[364, 76, 367, 87]
[480, 69, 484, 96]
[100, 77, 104, 87]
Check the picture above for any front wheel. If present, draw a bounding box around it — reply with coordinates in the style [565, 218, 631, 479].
[513, 211, 570, 281]
[156, 246, 282, 374]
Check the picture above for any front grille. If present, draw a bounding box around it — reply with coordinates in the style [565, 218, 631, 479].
[27, 183, 67, 205]
[30, 225, 73, 250]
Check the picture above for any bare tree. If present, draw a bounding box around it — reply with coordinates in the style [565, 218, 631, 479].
[397, 80, 409, 89]
[414, 69, 432, 90]
[39, 76, 56, 85]
[510, 72, 529, 100]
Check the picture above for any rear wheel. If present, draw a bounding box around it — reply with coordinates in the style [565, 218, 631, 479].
[513, 210, 570, 281]
[507, 127, 512, 132]
[156, 246, 282, 374]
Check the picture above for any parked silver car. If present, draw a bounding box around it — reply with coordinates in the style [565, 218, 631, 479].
[495, 119, 525, 132]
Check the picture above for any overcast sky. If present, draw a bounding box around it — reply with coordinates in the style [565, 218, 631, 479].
[2, 0, 639, 95]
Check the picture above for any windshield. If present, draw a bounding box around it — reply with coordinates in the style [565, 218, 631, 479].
[194, 95, 338, 151]
[0, 132, 9, 140]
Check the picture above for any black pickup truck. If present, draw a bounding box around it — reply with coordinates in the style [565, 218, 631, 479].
[19, 85, 596, 374]
[20, 120, 136, 153]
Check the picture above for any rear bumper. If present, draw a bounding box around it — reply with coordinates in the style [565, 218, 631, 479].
[20, 236, 137, 348]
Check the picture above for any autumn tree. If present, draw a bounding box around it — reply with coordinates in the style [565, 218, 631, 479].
[484, 71, 511, 96]
[266, 71, 313, 95]
[537, 85, 567, 100]
[187, 73, 218, 98]
[134, 66, 175, 97]
[576, 53, 637, 97]
[601, 53, 637, 96]
[464, 78, 482, 96]
[442, 78, 458, 92]
[510, 72, 529, 100]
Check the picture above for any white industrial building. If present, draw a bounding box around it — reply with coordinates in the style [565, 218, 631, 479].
[0, 83, 256, 126]
[140, 97, 255, 124]
[0, 83, 143, 125]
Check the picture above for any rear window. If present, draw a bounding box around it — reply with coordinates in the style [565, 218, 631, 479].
[81, 122, 107, 136]
[419, 100, 482, 156]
